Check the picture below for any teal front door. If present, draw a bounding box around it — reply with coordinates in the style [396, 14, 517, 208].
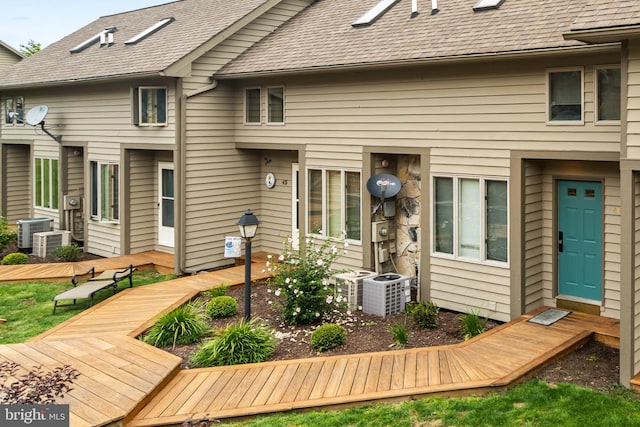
[557, 180, 603, 301]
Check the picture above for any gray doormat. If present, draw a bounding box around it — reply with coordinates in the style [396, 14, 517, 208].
[527, 308, 571, 326]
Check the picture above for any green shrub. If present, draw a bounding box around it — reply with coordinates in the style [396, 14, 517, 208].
[0, 217, 16, 252]
[388, 318, 409, 348]
[406, 300, 440, 329]
[51, 244, 81, 262]
[190, 319, 276, 367]
[1, 252, 28, 265]
[205, 296, 238, 318]
[142, 300, 210, 348]
[458, 309, 488, 340]
[204, 284, 228, 298]
[311, 323, 346, 352]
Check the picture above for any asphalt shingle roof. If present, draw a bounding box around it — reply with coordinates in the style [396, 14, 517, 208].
[218, 0, 589, 77]
[0, 0, 270, 88]
[569, 0, 640, 31]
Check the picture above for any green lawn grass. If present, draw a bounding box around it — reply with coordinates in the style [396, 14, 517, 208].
[222, 380, 640, 427]
[0, 270, 176, 343]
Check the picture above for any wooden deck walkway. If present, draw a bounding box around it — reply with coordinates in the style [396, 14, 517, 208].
[0, 250, 175, 283]
[127, 312, 618, 426]
[0, 253, 621, 427]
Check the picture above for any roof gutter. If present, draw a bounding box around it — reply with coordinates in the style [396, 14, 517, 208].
[564, 25, 640, 44]
[0, 70, 166, 91]
[214, 43, 620, 80]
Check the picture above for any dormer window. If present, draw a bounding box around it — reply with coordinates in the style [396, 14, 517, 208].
[133, 87, 167, 126]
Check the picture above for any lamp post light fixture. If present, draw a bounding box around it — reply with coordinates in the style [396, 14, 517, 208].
[237, 209, 260, 321]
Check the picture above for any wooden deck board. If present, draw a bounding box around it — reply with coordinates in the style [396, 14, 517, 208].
[0, 251, 622, 427]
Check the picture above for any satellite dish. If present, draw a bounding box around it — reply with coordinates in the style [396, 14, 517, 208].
[366, 174, 402, 198]
[25, 105, 48, 126]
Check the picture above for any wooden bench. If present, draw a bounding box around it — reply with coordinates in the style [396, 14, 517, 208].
[52, 265, 135, 314]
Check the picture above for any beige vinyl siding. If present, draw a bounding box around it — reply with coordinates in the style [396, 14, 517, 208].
[236, 53, 620, 152]
[0, 46, 20, 71]
[2, 81, 176, 257]
[181, 1, 311, 271]
[304, 146, 364, 272]
[129, 151, 156, 254]
[3, 144, 30, 222]
[523, 161, 544, 312]
[64, 147, 84, 240]
[3, 82, 176, 145]
[182, 82, 261, 271]
[626, 39, 640, 159]
[260, 150, 297, 254]
[634, 173, 640, 374]
[185, 0, 310, 90]
[431, 258, 511, 321]
[429, 149, 511, 322]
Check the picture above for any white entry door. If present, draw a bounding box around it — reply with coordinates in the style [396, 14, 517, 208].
[158, 162, 174, 247]
[292, 163, 299, 248]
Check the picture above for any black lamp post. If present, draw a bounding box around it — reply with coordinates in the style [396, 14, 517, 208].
[237, 209, 260, 321]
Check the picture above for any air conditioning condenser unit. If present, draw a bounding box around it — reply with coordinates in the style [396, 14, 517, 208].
[33, 231, 71, 258]
[17, 218, 53, 252]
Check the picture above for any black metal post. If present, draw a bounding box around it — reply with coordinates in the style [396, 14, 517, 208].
[244, 237, 252, 321]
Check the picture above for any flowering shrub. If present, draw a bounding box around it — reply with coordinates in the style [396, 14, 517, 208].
[267, 236, 348, 325]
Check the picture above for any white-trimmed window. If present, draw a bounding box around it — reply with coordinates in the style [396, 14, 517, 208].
[267, 87, 285, 124]
[245, 88, 261, 124]
[4, 96, 24, 126]
[133, 87, 167, 126]
[34, 157, 58, 210]
[433, 176, 508, 264]
[547, 68, 584, 123]
[308, 168, 361, 241]
[90, 161, 119, 222]
[595, 65, 621, 123]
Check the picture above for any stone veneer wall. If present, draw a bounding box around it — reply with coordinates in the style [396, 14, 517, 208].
[395, 155, 421, 281]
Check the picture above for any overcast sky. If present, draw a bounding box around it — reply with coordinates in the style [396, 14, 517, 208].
[0, 0, 171, 50]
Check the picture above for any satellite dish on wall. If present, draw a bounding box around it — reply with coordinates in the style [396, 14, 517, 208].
[24, 105, 61, 143]
[25, 105, 49, 126]
[366, 173, 402, 198]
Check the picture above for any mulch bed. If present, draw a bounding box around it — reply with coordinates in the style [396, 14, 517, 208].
[162, 282, 622, 393]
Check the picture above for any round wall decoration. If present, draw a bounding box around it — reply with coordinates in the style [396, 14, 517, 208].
[265, 172, 276, 189]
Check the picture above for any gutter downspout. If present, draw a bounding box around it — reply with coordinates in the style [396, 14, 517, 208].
[177, 78, 219, 275]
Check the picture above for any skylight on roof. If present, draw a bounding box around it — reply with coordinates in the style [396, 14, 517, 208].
[473, 0, 505, 11]
[352, 0, 401, 28]
[70, 27, 116, 53]
[125, 17, 175, 45]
